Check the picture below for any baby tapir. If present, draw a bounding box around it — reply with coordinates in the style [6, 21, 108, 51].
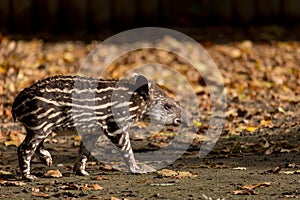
[12, 74, 188, 180]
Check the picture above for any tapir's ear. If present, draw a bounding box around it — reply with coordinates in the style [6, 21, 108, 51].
[131, 74, 149, 99]
[133, 74, 148, 87]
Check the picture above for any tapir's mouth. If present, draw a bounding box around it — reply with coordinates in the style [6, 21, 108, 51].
[173, 119, 190, 127]
[176, 112, 190, 127]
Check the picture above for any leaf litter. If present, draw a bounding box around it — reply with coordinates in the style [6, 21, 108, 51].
[0, 31, 299, 199]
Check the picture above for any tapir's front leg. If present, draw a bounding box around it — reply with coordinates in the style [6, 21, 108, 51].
[117, 131, 145, 173]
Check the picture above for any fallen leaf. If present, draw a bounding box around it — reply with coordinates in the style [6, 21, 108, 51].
[260, 119, 274, 127]
[57, 138, 68, 144]
[31, 187, 40, 192]
[0, 180, 26, 186]
[240, 182, 271, 190]
[238, 40, 253, 51]
[92, 175, 110, 180]
[61, 183, 104, 191]
[136, 179, 152, 184]
[284, 194, 299, 198]
[44, 169, 62, 178]
[63, 52, 75, 62]
[150, 183, 175, 186]
[176, 171, 197, 179]
[61, 184, 80, 190]
[230, 48, 242, 58]
[280, 148, 292, 153]
[44, 138, 58, 144]
[233, 189, 257, 195]
[0, 170, 12, 175]
[233, 167, 247, 170]
[149, 142, 167, 148]
[81, 184, 104, 191]
[265, 145, 278, 155]
[86, 183, 104, 190]
[87, 161, 97, 166]
[72, 135, 81, 141]
[281, 171, 295, 175]
[0, 65, 7, 74]
[149, 132, 176, 140]
[280, 170, 300, 175]
[192, 119, 202, 127]
[31, 192, 49, 197]
[267, 166, 282, 174]
[111, 197, 121, 200]
[285, 163, 296, 168]
[0, 130, 7, 143]
[245, 126, 258, 133]
[98, 163, 113, 171]
[194, 85, 205, 94]
[4, 131, 25, 147]
[4, 108, 12, 118]
[157, 169, 178, 177]
[261, 137, 270, 148]
[278, 106, 286, 113]
[192, 134, 208, 144]
[282, 191, 300, 198]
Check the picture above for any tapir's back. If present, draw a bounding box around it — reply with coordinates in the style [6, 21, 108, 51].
[12, 75, 146, 134]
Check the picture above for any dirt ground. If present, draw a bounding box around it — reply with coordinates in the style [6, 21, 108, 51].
[0, 128, 299, 200]
[0, 27, 300, 199]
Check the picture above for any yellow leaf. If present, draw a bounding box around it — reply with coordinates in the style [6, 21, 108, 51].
[245, 127, 257, 132]
[4, 131, 25, 147]
[281, 171, 295, 175]
[72, 135, 81, 141]
[262, 81, 273, 88]
[87, 161, 97, 166]
[4, 141, 18, 147]
[63, 52, 75, 62]
[194, 85, 205, 94]
[0, 170, 12, 175]
[192, 119, 202, 127]
[260, 119, 273, 127]
[278, 107, 285, 113]
[0, 65, 7, 74]
[280, 170, 300, 175]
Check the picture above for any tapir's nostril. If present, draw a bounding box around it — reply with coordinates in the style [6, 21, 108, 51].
[174, 118, 181, 125]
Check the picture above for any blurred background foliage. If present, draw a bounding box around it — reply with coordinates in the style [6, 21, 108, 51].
[0, 0, 300, 38]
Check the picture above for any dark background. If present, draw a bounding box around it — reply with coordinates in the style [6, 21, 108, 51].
[1, 0, 300, 39]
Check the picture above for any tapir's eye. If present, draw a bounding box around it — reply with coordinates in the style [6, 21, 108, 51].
[164, 103, 172, 110]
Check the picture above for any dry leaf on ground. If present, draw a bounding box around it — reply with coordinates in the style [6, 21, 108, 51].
[0, 180, 26, 186]
[233, 189, 257, 195]
[240, 182, 271, 190]
[4, 131, 25, 147]
[44, 169, 62, 178]
[31, 192, 49, 197]
[157, 169, 178, 177]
